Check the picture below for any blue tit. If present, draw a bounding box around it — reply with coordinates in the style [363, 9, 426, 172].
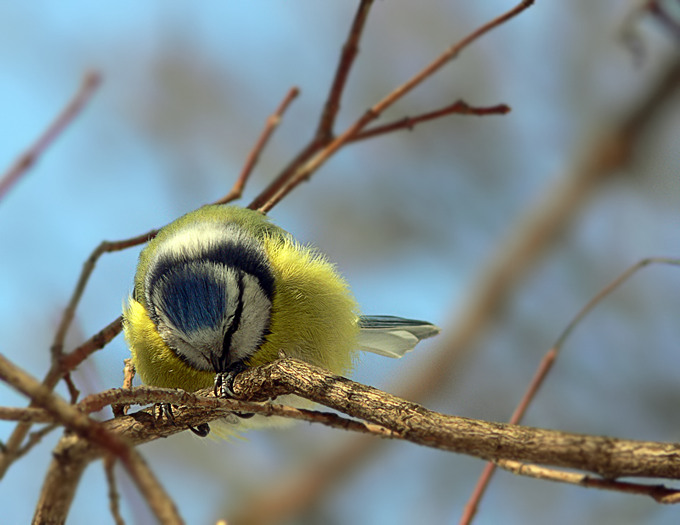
[123, 205, 439, 432]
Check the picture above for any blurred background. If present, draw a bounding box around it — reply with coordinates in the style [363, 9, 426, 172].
[1, 1, 679, 524]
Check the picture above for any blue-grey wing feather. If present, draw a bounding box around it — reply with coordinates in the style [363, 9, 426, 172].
[357, 315, 440, 358]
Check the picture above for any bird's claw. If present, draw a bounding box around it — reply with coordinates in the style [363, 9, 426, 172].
[214, 362, 254, 419]
[157, 402, 211, 437]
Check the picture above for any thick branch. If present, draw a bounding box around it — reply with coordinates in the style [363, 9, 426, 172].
[0, 354, 182, 525]
[30, 355, 680, 522]
[42, 357, 680, 482]
[228, 358, 680, 480]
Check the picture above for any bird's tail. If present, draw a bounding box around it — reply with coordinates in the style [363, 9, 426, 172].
[356, 315, 440, 358]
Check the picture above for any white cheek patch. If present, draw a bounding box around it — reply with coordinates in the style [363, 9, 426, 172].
[229, 273, 272, 363]
[143, 219, 275, 372]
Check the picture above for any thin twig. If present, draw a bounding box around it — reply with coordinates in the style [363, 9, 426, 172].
[257, 0, 535, 213]
[63, 373, 80, 404]
[460, 350, 558, 524]
[0, 354, 183, 525]
[553, 257, 680, 348]
[248, 0, 375, 210]
[52, 232, 156, 363]
[315, 0, 375, 143]
[0, 71, 101, 202]
[112, 359, 136, 417]
[352, 101, 510, 141]
[16, 424, 59, 460]
[104, 456, 126, 525]
[0, 314, 126, 478]
[213, 86, 300, 205]
[0, 406, 53, 423]
[496, 459, 680, 504]
[0, 234, 152, 479]
[59, 315, 125, 374]
[461, 256, 680, 524]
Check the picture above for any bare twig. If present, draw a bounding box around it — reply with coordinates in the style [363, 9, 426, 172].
[553, 257, 680, 349]
[496, 459, 680, 504]
[248, 0, 375, 210]
[0, 71, 101, 202]
[0, 316, 125, 478]
[257, 0, 534, 213]
[28, 354, 680, 522]
[235, 54, 680, 525]
[351, 101, 510, 141]
[0, 235, 150, 480]
[63, 373, 81, 404]
[52, 232, 156, 364]
[122, 358, 136, 389]
[0, 406, 53, 423]
[16, 424, 59, 460]
[315, 0, 374, 143]
[213, 86, 300, 205]
[461, 258, 680, 523]
[0, 354, 183, 525]
[460, 347, 558, 524]
[104, 456, 126, 525]
[59, 315, 125, 374]
[112, 358, 136, 417]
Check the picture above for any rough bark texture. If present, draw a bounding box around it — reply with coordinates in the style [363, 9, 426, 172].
[230, 358, 680, 480]
[32, 357, 680, 523]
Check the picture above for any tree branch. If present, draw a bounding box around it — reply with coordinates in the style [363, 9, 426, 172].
[256, 0, 534, 213]
[0, 71, 101, 202]
[247, 0, 375, 210]
[0, 406, 53, 424]
[25, 353, 680, 521]
[213, 86, 300, 205]
[495, 459, 680, 504]
[0, 354, 183, 525]
[228, 51, 680, 525]
[228, 358, 680, 480]
[350, 100, 510, 141]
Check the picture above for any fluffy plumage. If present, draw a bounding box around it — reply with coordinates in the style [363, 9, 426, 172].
[123, 205, 439, 433]
[125, 205, 359, 393]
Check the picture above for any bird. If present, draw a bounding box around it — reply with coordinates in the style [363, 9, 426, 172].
[123, 205, 440, 435]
